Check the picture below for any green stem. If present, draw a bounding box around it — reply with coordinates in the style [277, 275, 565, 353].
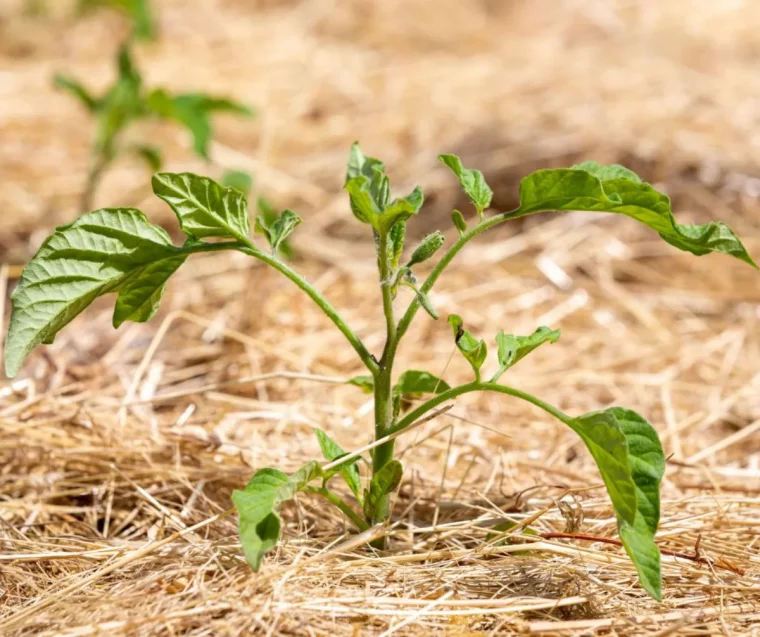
[390, 381, 572, 436]
[386, 213, 510, 365]
[80, 153, 110, 214]
[237, 245, 379, 375]
[303, 486, 369, 531]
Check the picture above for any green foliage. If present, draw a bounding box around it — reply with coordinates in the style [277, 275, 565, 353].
[255, 209, 302, 256]
[221, 170, 254, 195]
[493, 326, 560, 381]
[448, 314, 487, 381]
[438, 154, 492, 216]
[6, 146, 756, 599]
[452, 209, 467, 236]
[514, 162, 757, 267]
[315, 429, 362, 501]
[79, 0, 156, 40]
[57, 43, 252, 211]
[363, 460, 403, 522]
[232, 461, 322, 570]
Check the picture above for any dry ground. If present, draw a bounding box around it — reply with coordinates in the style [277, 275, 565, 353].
[1, 0, 760, 634]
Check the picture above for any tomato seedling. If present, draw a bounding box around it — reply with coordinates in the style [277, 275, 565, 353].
[55, 42, 252, 212]
[5, 146, 756, 601]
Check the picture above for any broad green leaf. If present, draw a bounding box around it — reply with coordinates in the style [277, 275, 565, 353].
[407, 231, 444, 267]
[448, 314, 487, 381]
[222, 170, 253, 195]
[612, 407, 665, 601]
[346, 375, 374, 393]
[394, 370, 450, 398]
[439, 154, 493, 215]
[255, 209, 302, 254]
[54, 74, 98, 111]
[5, 209, 185, 377]
[493, 326, 560, 381]
[380, 187, 424, 233]
[152, 172, 250, 242]
[363, 460, 403, 521]
[132, 145, 162, 172]
[315, 429, 362, 501]
[146, 90, 253, 159]
[452, 209, 467, 235]
[513, 162, 757, 268]
[232, 461, 321, 570]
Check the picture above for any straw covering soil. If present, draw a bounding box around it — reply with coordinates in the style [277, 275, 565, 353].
[1, 0, 760, 634]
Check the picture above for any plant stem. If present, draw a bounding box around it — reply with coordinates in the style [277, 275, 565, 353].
[387, 213, 510, 364]
[389, 381, 573, 436]
[302, 486, 369, 532]
[237, 245, 378, 375]
[370, 229, 397, 538]
[80, 153, 109, 214]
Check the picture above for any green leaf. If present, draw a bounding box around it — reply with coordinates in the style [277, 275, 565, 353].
[407, 231, 445, 267]
[346, 375, 374, 393]
[613, 408, 665, 601]
[447, 314, 487, 381]
[452, 209, 467, 236]
[513, 162, 757, 268]
[486, 519, 539, 551]
[132, 145, 162, 172]
[394, 370, 450, 398]
[54, 74, 98, 111]
[344, 143, 423, 233]
[314, 429, 362, 501]
[232, 461, 321, 570]
[363, 460, 403, 521]
[152, 172, 250, 243]
[411, 286, 438, 320]
[439, 154, 493, 216]
[255, 209, 302, 255]
[222, 170, 253, 196]
[493, 326, 560, 381]
[568, 407, 664, 600]
[5, 209, 186, 377]
[146, 90, 253, 159]
[389, 221, 406, 269]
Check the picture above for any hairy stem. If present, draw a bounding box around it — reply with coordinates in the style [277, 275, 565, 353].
[302, 486, 369, 532]
[390, 381, 573, 436]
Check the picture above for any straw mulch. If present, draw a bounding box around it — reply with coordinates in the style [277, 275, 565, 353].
[1, 0, 760, 634]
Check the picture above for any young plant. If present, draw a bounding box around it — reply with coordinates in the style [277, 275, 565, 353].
[4, 146, 756, 601]
[78, 0, 156, 41]
[55, 42, 252, 212]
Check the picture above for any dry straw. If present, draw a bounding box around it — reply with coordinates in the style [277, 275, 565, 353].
[1, 0, 760, 634]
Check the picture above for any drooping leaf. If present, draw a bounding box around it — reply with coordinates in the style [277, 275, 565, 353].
[452, 209, 467, 236]
[393, 370, 450, 398]
[222, 170, 253, 195]
[232, 461, 322, 570]
[568, 406, 664, 599]
[363, 460, 403, 521]
[146, 90, 253, 159]
[54, 74, 98, 112]
[493, 326, 560, 381]
[439, 154, 493, 216]
[612, 408, 665, 601]
[407, 231, 444, 267]
[255, 209, 302, 255]
[346, 375, 374, 393]
[447, 314, 487, 381]
[132, 145, 162, 172]
[152, 172, 250, 242]
[315, 429, 362, 501]
[513, 162, 757, 268]
[4, 209, 186, 377]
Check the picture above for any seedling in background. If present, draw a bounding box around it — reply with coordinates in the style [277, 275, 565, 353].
[55, 42, 252, 212]
[5, 145, 757, 602]
[78, 0, 155, 41]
